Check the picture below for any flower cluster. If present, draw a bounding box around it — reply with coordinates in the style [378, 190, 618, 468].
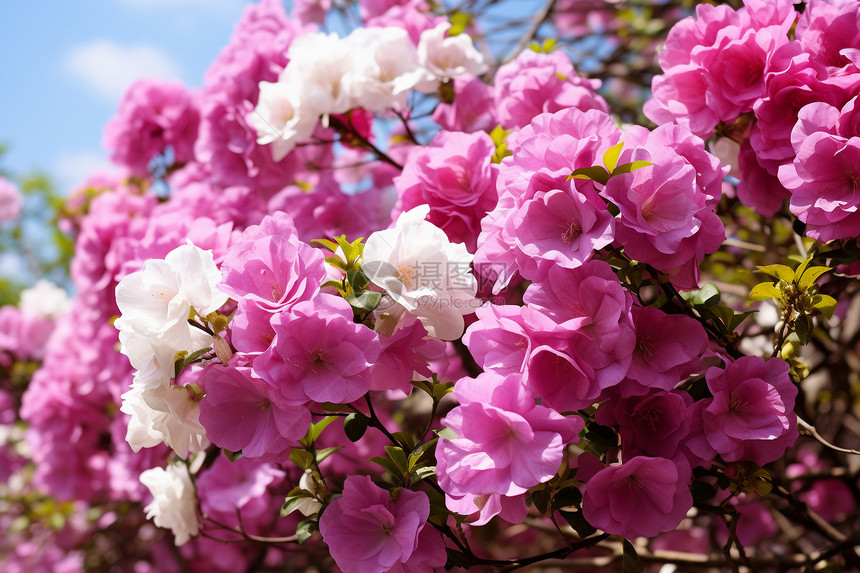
[646, 0, 860, 239]
[6, 1, 859, 572]
[251, 21, 485, 157]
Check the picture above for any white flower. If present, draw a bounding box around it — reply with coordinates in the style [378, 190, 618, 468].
[363, 205, 479, 340]
[19, 280, 71, 319]
[414, 22, 487, 93]
[286, 32, 357, 116]
[140, 463, 199, 546]
[344, 27, 420, 112]
[251, 79, 317, 161]
[118, 329, 212, 391]
[114, 242, 227, 361]
[293, 470, 324, 517]
[121, 384, 209, 455]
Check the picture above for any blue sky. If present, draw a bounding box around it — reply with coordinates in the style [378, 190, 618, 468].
[0, 0, 279, 194]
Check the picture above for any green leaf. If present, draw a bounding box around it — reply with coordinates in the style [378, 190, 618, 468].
[681, 283, 720, 307]
[343, 413, 368, 442]
[793, 254, 813, 282]
[584, 423, 618, 448]
[311, 238, 339, 253]
[345, 290, 382, 315]
[434, 427, 457, 440]
[603, 142, 624, 173]
[369, 456, 402, 477]
[448, 11, 472, 36]
[299, 416, 337, 449]
[797, 266, 831, 290]
[295, 519, 316, 544]
[728, 310, 757, 331]
[431, 380, 454, 401]
[314, 447, 342, 464]
[393, 432, 417, 451]
[489, 125, 512, 164]
[324, 256, 346, 271]
[795, 314, 812, 345]
[223, 449, 243, 463]
[530, 488, 552, 514]
[757, 264, 794, 283]
[550, 486, 582, 511]
[289, 448, 314, 470]
[622, 540, 645, 573]
[411, 380, 434, 397]
[281, 493, 313, 517]
[334, 235, 364, 267]
[567, 166, 610, 186]
[322, 279, 346, 292]
[384, 446, 409, 474]
[408, 439, 438, 471]
[346, 268, 371, 291]
[559, 509, 596, 537]
[749, 282, 782, 301]
[812, 294, 837, 319]
[612, 160, 653, 175]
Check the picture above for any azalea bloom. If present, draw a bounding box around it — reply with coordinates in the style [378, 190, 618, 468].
[114, 242, 227, 354]
[139, 463, 199, 546]
[319, 475, 446, 573]
[413, 22, 487, 92]
[363, 205, 479, 341]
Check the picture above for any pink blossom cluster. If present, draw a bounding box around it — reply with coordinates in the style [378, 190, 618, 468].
[646, 0, 860, 240]
[7, 0, 832, 571]
[474, 106, 725, 290]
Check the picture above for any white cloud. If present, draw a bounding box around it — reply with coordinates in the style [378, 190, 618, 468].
[65, 39, 181, 102]
[54, 149, 111, 195]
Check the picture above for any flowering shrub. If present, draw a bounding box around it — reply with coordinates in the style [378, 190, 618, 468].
[2, 0, 860, 571]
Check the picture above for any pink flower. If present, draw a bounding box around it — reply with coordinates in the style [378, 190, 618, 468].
[693, 26, 789, 123]
[198, 364, 309, 458]
[196, 456, 285, 529]
[621, 306, 709, 392]
[370, 321, 441, 394]
[444, 491, 528, 527]
[579, 454, 693, 539]
[494, 50, 608, 130]
[463, 303, 560, 377]
[319, 475, 446, 573]
[605, 131, 725, 289]
[0, 177, 22, 222]
[596, 389, 694, 460]
[645, 65, 719, 138]
[475, 107, 621, 292]
[103, 79, 200, 178]
[393, 130, 498, 252]
[796, 0, 860, 69]
[508, 188, 614, 277]
[254, 295, 381, 405]
[431, 73, 498, 133]
[687, 356, 798, 466]
[220, 234, 325, 312]
[737, 136, 792, 217]
[780, 97, 860, 241]
[524, 261, 636, 398]
[436, 372, 583, 498]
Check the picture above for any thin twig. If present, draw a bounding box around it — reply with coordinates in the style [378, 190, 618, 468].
[797, 416, 860, 455]
[504, 0, 558, 62]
